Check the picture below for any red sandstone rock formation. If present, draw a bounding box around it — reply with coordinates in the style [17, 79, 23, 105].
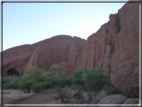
[98, 94, 139, 104]
[2, 0, 140, 101]
[76, 2, 139, 98]
[2, 35, 86, 77]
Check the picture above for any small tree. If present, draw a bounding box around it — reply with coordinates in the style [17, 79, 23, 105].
[41, 71, 56, 88]
[49, 62, 67, 73]
[54, 71, 66, 89]
[47, 62, 67, 88]
[42, 81, 51, 93]
[82, 68, 107, 91]
[72, 69, 84, 86]
[3, 76, 21, 89]
[19, 79, 35, 92]
[26, 66, 45, 83]
[19, 66, 45, 92]
[31, 83, 43, 93]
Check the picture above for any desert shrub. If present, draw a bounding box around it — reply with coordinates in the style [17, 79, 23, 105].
[72, 68, 107, 92]
[42, 62, 67, 88]
[59, 75, 72, 87]
[3, 76, 14, 89]
[19, 66, 45, 92]
[49, 62, 67, 73]
[31, 82, 43, 93]
[3, 76, 21, 89]
[82, 68, 107, 91]
[42, 81, 51, 89]
[94, 90, 108, 104]
[19, 79, 35, 92]
[57, 87, 71, 102]
[26, 66, 45, 83]
[7, 77, 21, 89]
[103, 83, 121, 95]
[41, 71, 57, 88]
[19, 73, 35, 92]
[54, 71, 66, 88]
[42, 81, 52, 93]
[49, 62, 67, 88]
[72, 69, 84, 86]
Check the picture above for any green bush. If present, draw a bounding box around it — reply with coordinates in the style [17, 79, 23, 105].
[82, 68, 107, 91]
[26, 66, 45, 83]
[72, 68, 107, 91]
[19, 79, 35, 92]
[103, 83, 121, 95]
[41, 71, 56, 87]
[72, 69, 84, 86]
[42, 81, 51, 89]
[31, 81, 52, 93]
[3, 76, 14, 89]
[43, 81, 52, 93]
[49, 62, 67, 73]
[54, 71, 66, 89]
[59, 75, 72, 87]
[3, 76, 21, 89]
[31, 83, 43, 93]
[19, 66, 45, 92]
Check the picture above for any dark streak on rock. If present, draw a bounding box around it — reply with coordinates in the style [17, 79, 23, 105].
[99, 32, 109, 69]
[115, 10, 121, 34]
[74, 53, 81, 71]
[107, 42, 115, 83]
[85, 59, 88, 71]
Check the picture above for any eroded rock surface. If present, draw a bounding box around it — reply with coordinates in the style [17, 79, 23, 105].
[76, 2, 139, 98]
[99, 94, 128, 104]
[2, 0, 140, 101]
[98, 94, 139, 107]
[2, 35, 86, 76]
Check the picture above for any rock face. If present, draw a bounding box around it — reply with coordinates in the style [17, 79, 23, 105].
[98, 94, 139, 104]
[2, 35, 86, 76]
[2, 0, 140, 100]
[99, 94, 128, 104]
[76, 2, 139, 98]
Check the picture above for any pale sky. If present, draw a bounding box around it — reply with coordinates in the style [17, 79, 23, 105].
[2, 1, 128, 51]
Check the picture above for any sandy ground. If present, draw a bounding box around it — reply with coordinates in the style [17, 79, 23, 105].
[1, 89, 34, 104]
[1, 89, 64, 107]
[16, 89, 58, 104]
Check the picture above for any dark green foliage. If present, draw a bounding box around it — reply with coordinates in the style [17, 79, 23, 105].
[7, 63, 68, 93]
[3, 61, 110, 100]
[41, 71, 56, 87]
[49, 62, 67, 73]
[72, 68, 107, 91]
[103, 83, 121, 95]
[82, 68, 107, 90]
[26, 66, 45, 83]
[31, 83, 43, 93]
[3, 76, 21, 89]
[72, 69, 84, 85]
[62, 75, 72, 86]
[31, 81, 52, 93]
[42, 81, 51, 89]
[19, 79, 35, 92]
[19, 66, 45, 92]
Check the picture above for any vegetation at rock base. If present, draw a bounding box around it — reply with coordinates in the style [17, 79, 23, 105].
[2, 62, 120, 104]
[3, 76, 21, 89]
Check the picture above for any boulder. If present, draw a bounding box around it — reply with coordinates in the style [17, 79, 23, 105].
[123, 98, 139, 104]
[98, 94, 139, 107]
[98, 94, 128, 104]
[70, 90, 81, 99]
